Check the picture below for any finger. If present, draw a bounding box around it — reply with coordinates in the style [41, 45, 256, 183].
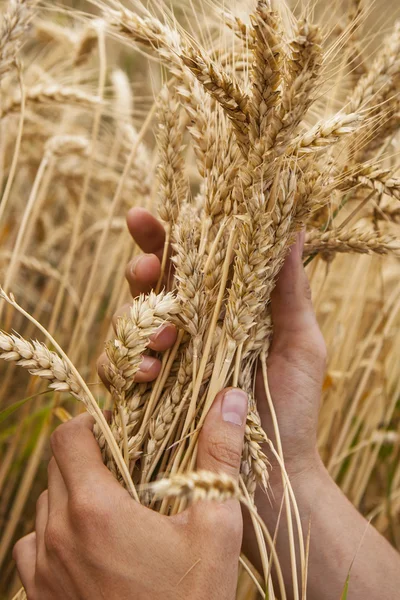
[50, 413, 116, 493]
[13, 532, 36, 595]
[125, 253, 161, 298]
[148, 323, 178, 352]
[35, 491, 48, 557]
[197, 388, 248, 481]
[126, 208, 165, 258]
[97, 352, 163, 388]
[112, 307, 177, 352]
[270, 230, 326, 360]
[48, 457, 68, 513]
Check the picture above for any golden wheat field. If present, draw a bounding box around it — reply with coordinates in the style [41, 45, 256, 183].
[0, 0, 400, 598]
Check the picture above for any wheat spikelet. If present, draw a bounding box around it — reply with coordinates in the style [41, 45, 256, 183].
[104, 5, 183, 71]
[222, 9, 254, 44]
[304, 228, 400, 258]
[277, 20, 322, 143]
[0, 252, 80, 306]
[73, 22, 99, 66]
[241, 379, 271, 496]
[151, 471, 241, 503]
[180, 45, 250, 150]
[377, 204, 400, 223]
[0, 332, 92, 402]
[290, 112, 362, 155]
[171, 220, 207, 338]
[0, 0, 36, 78]
[108, 292, 181, 389]
[293, 162, 325, 227]
[101, 292, 181, 472]
[175, 78, 214, 178]
[341, 165, 400, 199]
[348, 21, 400, 113]
[33, 19, 75, 46]
[1, 84, 101, 117]
[249, 0, 284, 145]
[157, 87, 188, 225]
[44, 135, 90, 157]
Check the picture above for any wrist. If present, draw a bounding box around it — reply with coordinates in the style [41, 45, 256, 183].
[268, 447, 325, 491]
[260, 450, 337, 529]
[244, 452, 332, 577]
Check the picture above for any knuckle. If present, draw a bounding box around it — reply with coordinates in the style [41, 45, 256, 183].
[206, 431, 242, 473]
[69, 489, 109, 525]
[201, 503, 242, 544]
[69, 492, 93, 521]
[50, 416, 92, 453]
[197, 505, 221, 535]
[44, 521, 63, 554]
[50, 422, 70, 452]
[222, 510, 243, 543]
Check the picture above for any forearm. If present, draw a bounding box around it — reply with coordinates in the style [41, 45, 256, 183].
[244, 461, 400, 599]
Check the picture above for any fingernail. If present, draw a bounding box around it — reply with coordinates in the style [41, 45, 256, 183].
[139, 356, 158, 373]
[130, 255, 145, 276]
[222, 389, 248, 427]
[151, 324, 170, 343]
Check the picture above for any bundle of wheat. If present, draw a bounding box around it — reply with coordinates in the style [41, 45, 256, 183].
[1, 0, 399, 598]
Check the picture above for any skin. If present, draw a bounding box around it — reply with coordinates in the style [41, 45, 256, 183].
[14, 208, 400, 599]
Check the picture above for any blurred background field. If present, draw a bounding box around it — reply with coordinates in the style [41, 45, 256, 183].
[0, 0, 400, 597]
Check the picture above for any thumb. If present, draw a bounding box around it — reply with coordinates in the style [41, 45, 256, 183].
[197, 388, 248, 481]
[269, 229, 326, 374]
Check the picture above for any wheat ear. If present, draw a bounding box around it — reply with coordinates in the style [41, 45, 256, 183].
[1, 84, 101, 118]
[0, 0, 36, 79]
[0, 289, 138, 500]
[304, 228, 400, 258]
[151, 471, 241, 503]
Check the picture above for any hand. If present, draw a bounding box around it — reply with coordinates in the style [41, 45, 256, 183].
[13, 388, 249, 600]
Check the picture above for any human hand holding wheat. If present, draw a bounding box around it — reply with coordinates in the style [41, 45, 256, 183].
[101, 209, 325, 562]
[13, 390, 249, 599]
[111, 208, 400, 600]
[119, 212, 323, 458]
